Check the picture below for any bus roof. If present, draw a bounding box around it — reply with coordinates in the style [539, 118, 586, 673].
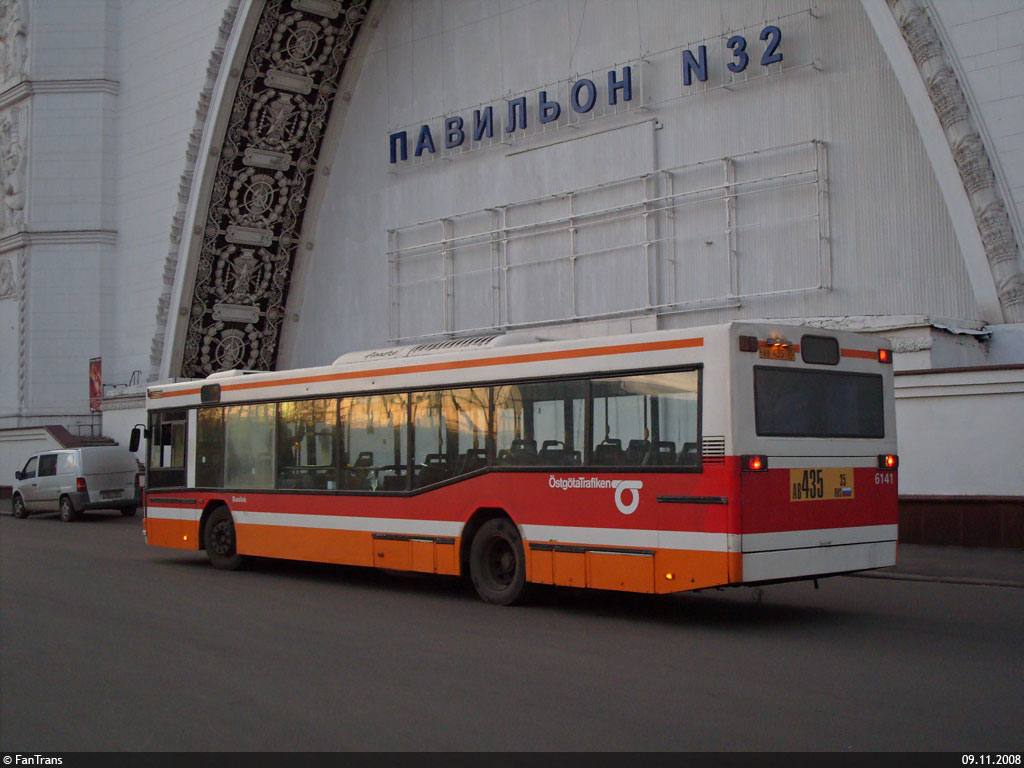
[146, 321, 889, 408]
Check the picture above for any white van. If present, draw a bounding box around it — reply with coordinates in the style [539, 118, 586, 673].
[11, 446, 142, 522]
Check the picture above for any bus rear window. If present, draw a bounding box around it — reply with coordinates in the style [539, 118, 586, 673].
[754, 367, 884, 438]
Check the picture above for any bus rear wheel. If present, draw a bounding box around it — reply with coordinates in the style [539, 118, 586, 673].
[469, 517, 528, 605]
[204, 506, 245, 571]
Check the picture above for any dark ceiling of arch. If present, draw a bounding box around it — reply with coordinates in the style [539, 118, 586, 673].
[180, 0, 370, 378]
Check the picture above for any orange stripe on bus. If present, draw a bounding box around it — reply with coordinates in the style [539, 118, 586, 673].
[151, 336, 705, 400]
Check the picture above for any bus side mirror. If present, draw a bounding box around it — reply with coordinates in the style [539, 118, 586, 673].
[129, 426, 147, 453]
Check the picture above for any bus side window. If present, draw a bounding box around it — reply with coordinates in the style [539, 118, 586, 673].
[196, 406, 225, 488]
[276, 399, 338, 491]
[340, 393, 408, 492]
[590, 371, 700, 468]
[224, 403, 275, 490]
[494, 381, 585, 467]
[411, 387, 489, 488]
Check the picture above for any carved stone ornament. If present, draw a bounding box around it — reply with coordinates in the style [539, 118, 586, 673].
[926, 66, 969, 132]
[0, 0, 28, 84]
[900, 7, 941, 66]
[180, 0, 369, 377]
[0, 106, 25, 235]
[0, 254, 15, 299]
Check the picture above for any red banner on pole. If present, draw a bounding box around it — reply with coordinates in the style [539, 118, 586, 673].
[89, 357, 102, 412]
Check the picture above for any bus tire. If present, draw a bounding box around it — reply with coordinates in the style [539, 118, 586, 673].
[59, 495, 79, 522]
[469, 517, 528, 605]
[12, 494, 27, 519]
[204, 506, 245, 571]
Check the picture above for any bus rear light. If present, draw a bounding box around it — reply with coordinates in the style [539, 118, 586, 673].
[878, 454, 898, 470]
[741, 455, 767, 472]
[877, 349, 892, 364]
[76, 477, 88, 493]
[738, 335, 759, 352]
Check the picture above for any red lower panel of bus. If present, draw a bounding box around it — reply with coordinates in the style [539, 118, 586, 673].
[740, 466, 898, 534]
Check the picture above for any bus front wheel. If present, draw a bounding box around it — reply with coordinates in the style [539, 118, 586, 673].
[204, 506, 245, 571]
[469, 517, 528, 605]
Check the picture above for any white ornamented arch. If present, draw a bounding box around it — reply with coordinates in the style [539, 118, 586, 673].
[155, 0, 381, 381]
[861, 0, 1024, 324]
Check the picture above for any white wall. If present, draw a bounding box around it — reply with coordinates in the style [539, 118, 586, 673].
[0, 427, 63, 492]
[107, 0, 230, 391]
[99, 394, 147, 466]
[288, 0, 981, 369]
[895, 367, 1024, 495]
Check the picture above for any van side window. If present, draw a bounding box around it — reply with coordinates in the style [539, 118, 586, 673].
[57, 453, 77, 474]
[22, 456, 37, 479]
[38, 454, 58, 477]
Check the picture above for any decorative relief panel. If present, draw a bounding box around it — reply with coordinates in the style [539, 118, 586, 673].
[0, 104, 25, 235]
[0, 252, 16, 299]
[180, 0, 369, 378]
[0, 0, 28, 86]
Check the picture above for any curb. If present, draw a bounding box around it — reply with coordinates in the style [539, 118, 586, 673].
[848, 570, 1024, 589]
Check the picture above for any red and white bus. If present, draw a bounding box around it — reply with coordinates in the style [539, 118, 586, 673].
[135, 322, 898, 604]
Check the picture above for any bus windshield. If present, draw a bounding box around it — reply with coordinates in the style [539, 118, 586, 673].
[753, 366, 884, 438]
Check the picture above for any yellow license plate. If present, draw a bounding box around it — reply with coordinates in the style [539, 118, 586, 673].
[790, 468, 854, 502]
[759, 344, 795, 361]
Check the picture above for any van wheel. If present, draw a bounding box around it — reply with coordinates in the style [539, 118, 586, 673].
[204, 506, 245, 570]
[121, 507, 137, 517]
[59, 495, 79, 522]
[12, 495, 27, 519]
[469, 517, 528, 605]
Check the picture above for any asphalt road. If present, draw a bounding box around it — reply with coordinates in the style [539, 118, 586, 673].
[1, 510, 1021, 752]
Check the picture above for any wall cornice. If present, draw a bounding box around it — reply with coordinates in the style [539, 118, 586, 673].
[0, 229, 117, 254]
[0, 78, 119, 110]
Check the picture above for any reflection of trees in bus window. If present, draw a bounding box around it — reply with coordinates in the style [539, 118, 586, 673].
[225, 403, 276, 489]
[276, 399, 338, 490]
[494, 380, 585, 466]
[591, 370, 699, 467]
[339, 393, 408, 491]
[411, 387, 490, 488]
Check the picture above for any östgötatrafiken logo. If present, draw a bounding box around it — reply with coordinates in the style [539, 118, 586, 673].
[548, 475, 643, 515]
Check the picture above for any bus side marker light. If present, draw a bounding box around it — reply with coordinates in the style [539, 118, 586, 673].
[665, 572, 675, 581]
[877, 454, 898, 470]
[741, 455, 767, 472]
[878, 349, 892, 364]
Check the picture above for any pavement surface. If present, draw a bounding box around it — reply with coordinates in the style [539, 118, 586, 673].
[858, 542, 1024, 588]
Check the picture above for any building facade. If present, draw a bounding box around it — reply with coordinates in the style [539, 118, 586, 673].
[1, 0, 1022, 542]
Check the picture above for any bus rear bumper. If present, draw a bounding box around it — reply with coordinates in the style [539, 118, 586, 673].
[741, 535, 897, 584]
